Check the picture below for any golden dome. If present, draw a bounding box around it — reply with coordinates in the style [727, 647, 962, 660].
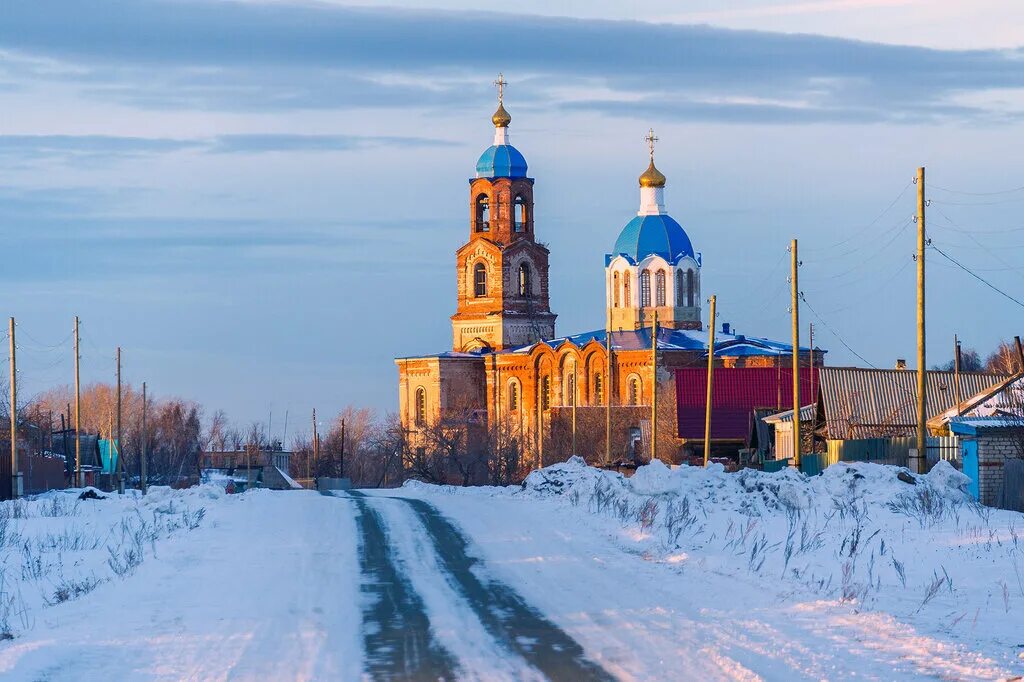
[492, 102, 511, 128]
[639, 159, 666, 188]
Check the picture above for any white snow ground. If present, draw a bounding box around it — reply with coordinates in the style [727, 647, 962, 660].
[0, 459, 1022, 681]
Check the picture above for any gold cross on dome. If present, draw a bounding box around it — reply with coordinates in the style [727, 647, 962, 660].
[494, 73, 507, 104]
[645, 128, 659, 159]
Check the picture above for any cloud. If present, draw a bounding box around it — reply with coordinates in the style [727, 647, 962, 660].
[2, 1, 1023, 123]
[208, 134, 456, 153]
[0, 133, 457, 165]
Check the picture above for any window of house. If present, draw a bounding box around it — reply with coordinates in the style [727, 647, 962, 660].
[474, 263, 487, 297]
[514, 195, 527, 232]
[623, 272, 631, 307]
[541, 375, 551, 411]
[594, 372, 604, 404]
[566, 371, 576, 407]
[687, 269, 695, 307]
[655, 270, 666, 307]
[475, 194, 490, 232]
[640, 270, 651, 307]
[508, 381, 520, 412]
[415, 387, 426, 426]
[519, 263, 532, 298]
[676, 268, 685, 307]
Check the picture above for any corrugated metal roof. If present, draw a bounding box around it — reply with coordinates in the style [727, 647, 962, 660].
[763, 404, 816, 424]
[927, 373, 1024, 430]
[818, 367, 1007, 440]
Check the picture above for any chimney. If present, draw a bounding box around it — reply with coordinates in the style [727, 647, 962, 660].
[722, 322, 731, 335]
[895, 358, 907, 370]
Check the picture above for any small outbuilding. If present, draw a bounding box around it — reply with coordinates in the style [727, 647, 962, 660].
[948, 416, 1024, 510]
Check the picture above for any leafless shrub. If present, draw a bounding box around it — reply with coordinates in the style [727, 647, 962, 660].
[663, 497, 699, 546]
[45, 575, 103, 606]
[183, 507, 205, 531]
[888, 487, 950, 529]
[892, 556, 907, 588]
[634, 499, 659, 533]
[20, 540, 50, 581]
[917, 572, 946, 612]
[0, 514, 17, 549]
[36, 497, 80, 518]
[36, 528, 102, 552]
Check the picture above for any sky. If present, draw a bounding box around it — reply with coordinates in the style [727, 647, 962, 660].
[2, 0, 1024, 439]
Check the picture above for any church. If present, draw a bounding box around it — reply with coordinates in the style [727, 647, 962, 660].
[395, 80, 820, 468]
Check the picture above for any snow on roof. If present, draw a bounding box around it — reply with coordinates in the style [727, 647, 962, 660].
[504, 327, 816, 357]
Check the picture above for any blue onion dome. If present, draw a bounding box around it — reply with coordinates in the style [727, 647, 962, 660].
[613, 214, 695, 262]
[476, 144, 528, 178]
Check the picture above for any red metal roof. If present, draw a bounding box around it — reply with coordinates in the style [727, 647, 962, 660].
[675, 367, 819, 441]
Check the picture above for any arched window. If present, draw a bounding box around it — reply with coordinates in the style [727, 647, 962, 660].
[623, 272, 631, 307]
[541, 375, 551, 411]
[415, 387, 426, 426]
[508, 380, 520, 412]
[594, 372, 604, 405]
[514, 195, 527, 232]
[640, 270, 651, 307]
[613, 272, 620, 308]
[676, 269, 685, 307]
[518, 263, 532, 298]
[566, 371, 577, 407]
[475, 194, 490, 232]
[474, 263, 487, 297]
[686, 269, 696, 307]
[655, 270, 666, 307]
[628, 377, 641, 406]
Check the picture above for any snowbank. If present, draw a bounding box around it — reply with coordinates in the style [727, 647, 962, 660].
[411, 457, 1024, 677]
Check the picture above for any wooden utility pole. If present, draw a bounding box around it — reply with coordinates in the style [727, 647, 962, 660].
[604, 333, 612, 465]
[651, 311, 659, 464]
[311, 408, 319, 482]
[954, 334, 962, 413]
[571, 365, 578, 457]
[914, 167, 927, 474]
[703, 296, 716, 466]
[141, 381, 148, 494]
[791, 239, 801, 470]
[74, 316, 81, 487]
[9, 317, 19, 499]
[116, 347, 123, 493]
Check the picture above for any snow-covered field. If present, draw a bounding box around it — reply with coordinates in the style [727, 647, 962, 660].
[0, 459, 1022, 681]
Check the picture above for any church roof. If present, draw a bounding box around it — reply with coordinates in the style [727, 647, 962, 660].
[611, 214, 695, 264]
[504, 327, 817, 356]
[476, 144, 528, 179]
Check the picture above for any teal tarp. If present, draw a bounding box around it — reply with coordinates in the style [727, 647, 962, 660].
[98, 439, 119, 473]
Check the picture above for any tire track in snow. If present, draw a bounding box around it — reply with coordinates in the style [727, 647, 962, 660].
[345, 492, 460, 680]
[395, 496, 615, 681]
[374, 498, 546, 681]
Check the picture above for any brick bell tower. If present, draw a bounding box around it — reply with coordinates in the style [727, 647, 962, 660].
[451, 75, 556, 352]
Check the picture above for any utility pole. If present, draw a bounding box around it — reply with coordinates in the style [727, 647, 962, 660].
[9, 317, 20, 499]
[571, 364, 578, 457]
[311, 408, 318, 483]
[914, 167, 927, 474]
[605, 333, 612, 465]
[791, 239, 801, 470]
[650, 310, 658, 464]
[116, 347, 124, 494]
[74, 316, 81, 487]
[141, 382, 147, 494]
[953, 334, 962, 415]
[703, 295, 716, 466]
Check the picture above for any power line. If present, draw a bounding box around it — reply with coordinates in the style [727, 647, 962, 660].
[798, 180, 913, 251]
[929, 245, 1024, 311]
[931, 183, 1024, 197]
[799, 292, 877, 368]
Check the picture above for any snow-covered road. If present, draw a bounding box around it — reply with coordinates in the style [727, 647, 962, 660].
[1, 467, 1021, 681]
